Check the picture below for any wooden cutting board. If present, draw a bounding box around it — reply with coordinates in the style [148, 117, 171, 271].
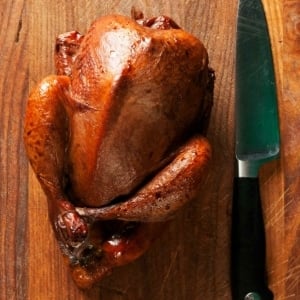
[0, 0, 299, 299]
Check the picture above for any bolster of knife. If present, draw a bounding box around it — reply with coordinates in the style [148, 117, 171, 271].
[231, 177, 273, 300]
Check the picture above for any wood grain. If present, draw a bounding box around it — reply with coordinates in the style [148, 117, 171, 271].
[0, 0, 298, 299]
[0, 0, 29, 299]
[280, 0, 300, 298]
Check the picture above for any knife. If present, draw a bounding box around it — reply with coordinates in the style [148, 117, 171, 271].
[231, 0, 280, 299]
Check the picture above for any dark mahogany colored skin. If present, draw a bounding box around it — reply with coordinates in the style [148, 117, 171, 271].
[24, 13, 214, 289]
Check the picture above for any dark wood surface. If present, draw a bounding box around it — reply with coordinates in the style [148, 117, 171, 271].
[1, 0, 298, 299]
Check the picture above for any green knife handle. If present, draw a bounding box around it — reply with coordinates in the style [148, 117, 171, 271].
[231, 177, 273, 300]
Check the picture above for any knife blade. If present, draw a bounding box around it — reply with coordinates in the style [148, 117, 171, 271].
[231, 0, 280, 299]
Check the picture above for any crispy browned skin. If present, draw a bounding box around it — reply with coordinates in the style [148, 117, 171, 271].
[24, 13, 214, 289]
